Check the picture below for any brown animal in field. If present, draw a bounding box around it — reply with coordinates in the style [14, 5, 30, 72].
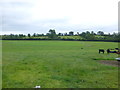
[107, 48, 118, 54]
[116, 52, 120, 54]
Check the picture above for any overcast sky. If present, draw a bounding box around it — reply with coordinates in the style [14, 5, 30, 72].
[0, 0, 119, 35]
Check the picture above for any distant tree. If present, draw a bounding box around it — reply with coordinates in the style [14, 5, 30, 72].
[9, 34, 15, 39]
[64, 33, 68, 36]
[97, 31, 104, 35]
[112, 32, 120, 41]
[58, 33, 63, 36]
[91, 31, 96, 35]
[36, 34, 40, 37]
[28, 34, 31, 37]
[18, 34, 24, 39]
[48, 29, 58, 39]
[108, 33, 111, 36]
[86, 31, 90, 35]
[19, 34, 24, 37]
[69, 31, 74, 36]
[80, 31, 96, 40]
[80, 32, 86, 37]
[77, 32, 80, 35]
[41, 34, 44, 36]
[46, 33, 49, 36]
[112, 32, 117, 36]
[33, 33, 36, 37]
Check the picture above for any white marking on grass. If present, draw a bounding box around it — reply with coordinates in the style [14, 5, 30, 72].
[35, 85, 41, 88]
[115, 58, 120, 61]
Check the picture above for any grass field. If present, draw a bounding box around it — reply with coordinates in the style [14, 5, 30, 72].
[0, 40, 2, 89]
[2, 40, 119, 88]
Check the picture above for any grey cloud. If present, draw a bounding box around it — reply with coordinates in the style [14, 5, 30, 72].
[9, 2, 32, 6]
[0, 0, 118, 34]
[0, 1, 32, 7]
[2, 17, 118, 34]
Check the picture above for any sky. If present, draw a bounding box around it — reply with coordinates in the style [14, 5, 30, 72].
[0, 0, 119, 35]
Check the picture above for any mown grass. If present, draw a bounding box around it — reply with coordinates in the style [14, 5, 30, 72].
[0, 40, 2, 89]
[2, 40, 119, 88]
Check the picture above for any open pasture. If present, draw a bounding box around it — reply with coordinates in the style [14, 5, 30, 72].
[2, 40, 119, 88]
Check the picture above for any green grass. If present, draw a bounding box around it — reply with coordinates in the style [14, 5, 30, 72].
[2, 40, 119, 88]
[0, 40, 2, 89]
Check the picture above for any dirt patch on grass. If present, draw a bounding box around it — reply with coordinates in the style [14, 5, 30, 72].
[98, 60, 120, 67]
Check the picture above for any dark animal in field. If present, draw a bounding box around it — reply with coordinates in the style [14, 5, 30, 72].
[109, 51, 117, 53]
[110, 49, 114, 50]
[107, 49, 117, 54]
[115, 48, 119, 50]
[107, 49, 110, 54]
[118, 49, 120, 52]
[99, 49, 104, 54]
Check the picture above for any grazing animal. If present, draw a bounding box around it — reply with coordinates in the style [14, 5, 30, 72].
[115, 48, 119, 50]
[99, 49, 104, 54]
[109, 51, 117, 53]
[107, 49, 110, 54]
[107, 49, 117, 53]
[116, 52, 120, 54]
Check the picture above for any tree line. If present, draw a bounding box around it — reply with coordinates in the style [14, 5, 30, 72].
[1, 29, 120, 42]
